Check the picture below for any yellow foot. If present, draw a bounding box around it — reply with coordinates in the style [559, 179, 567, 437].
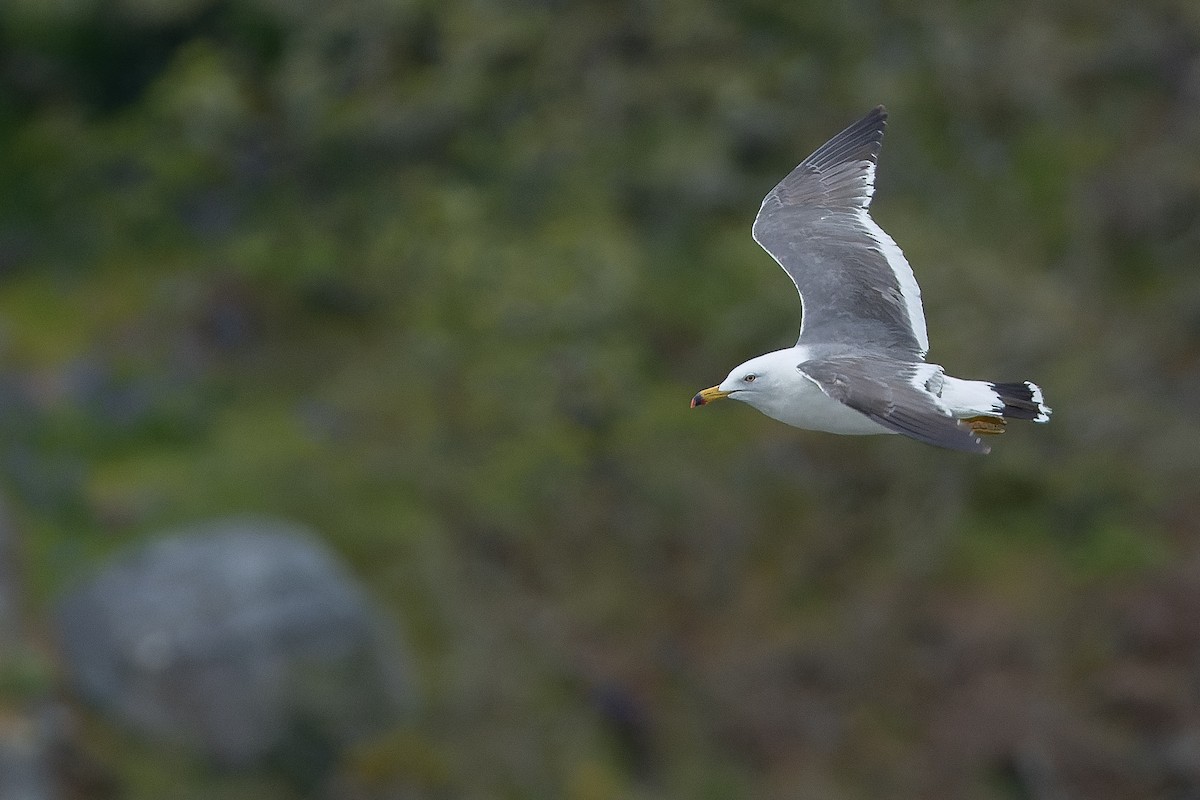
[963, 416, 1007, 435]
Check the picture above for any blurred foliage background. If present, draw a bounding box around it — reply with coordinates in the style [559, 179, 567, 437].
[1, 0, 1200, 797]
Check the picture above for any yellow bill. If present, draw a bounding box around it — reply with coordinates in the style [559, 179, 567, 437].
[690, 386, 730, 407]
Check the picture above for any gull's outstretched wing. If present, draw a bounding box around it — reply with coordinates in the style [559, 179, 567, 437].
[752, 106, 929, 359]
[798, 356, 989, 454]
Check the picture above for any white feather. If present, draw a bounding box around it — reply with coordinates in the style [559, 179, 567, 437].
[939, 377, 1004, 418]
[861, 162, 876, 206]
[1026, 381, 1052, 422]
[856, 210, 929, 357]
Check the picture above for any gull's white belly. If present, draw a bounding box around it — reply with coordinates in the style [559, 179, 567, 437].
[739, 372, 894, 436]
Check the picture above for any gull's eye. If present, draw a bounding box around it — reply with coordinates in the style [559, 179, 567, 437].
[743, 373, 756, 383]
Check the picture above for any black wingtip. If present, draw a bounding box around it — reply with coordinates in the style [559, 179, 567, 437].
[799, 106, 889, 174]
[865, 105, 888, 131]
[955, 421, 992, 455]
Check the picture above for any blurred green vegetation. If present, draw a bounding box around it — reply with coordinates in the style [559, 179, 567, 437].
[1, 0, 1199, 797]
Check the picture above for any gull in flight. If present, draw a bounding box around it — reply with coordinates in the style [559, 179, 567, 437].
[691, 106, 1050, 453]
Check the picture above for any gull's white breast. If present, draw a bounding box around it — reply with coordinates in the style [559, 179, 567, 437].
[738, 362, 893, 436]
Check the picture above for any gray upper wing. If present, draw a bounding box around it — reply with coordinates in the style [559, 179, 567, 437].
[798, 356, 989, 454]
[752, 106, 929, 358]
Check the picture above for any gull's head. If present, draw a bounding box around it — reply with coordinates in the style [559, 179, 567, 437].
[691, 350, 795, 410]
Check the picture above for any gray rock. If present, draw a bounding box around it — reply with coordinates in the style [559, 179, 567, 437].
[55, 517, 413, 768]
